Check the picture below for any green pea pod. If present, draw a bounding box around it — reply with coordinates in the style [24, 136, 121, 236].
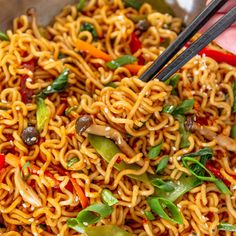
[147, 197, 183, 224]
[144, 211, 155, 221]
[84, 225, 132, 236]
[88, 134, 150, 183]
[106, 55, 137, 70]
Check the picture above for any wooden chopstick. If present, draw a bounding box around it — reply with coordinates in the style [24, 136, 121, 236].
[156, 6, 236, 82]
[139, 0, 226, 82]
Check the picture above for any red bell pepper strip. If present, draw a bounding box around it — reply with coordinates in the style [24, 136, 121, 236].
[130, 33, 142, 54]
[0, 153, 5, 170]
[129, 33, 145, 65]
[199, 48, 236, 67]
[206, 163, 231, 187]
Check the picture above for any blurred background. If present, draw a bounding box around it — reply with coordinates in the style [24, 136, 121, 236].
[0, 0, 206, 30]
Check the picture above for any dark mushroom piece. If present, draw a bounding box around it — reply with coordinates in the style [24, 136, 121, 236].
[75, 115, 93, 135]
[185, 116, 236, 152]
[136, 19, 150, 32]
[21, 127, 39, 146]
[76, 115, 154, 174]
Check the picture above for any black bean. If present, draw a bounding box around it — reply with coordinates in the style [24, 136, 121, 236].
[75, 115, 93, 135]
[21, 127, 39, 146]
[136, 19, 150, 32]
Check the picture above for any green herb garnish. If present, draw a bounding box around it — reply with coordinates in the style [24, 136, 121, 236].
[106, 55, 137, 70]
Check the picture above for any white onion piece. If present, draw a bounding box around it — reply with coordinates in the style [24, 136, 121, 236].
[14, 166, 42, 207]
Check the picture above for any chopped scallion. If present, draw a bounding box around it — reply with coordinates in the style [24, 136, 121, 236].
[218, 222, 236, 232]
[0, 31, 9, 41]
[156, 156, 169, 174]
[148, 142, 162, 159]
[36, 98, 49, 132]
[106, 55, 137, 70]
[148, 197, 183, 224]
[230, 125, 236, 139]
[101, 189, 119, 206]
[67, 157, 80, 168]
[123, 0, 142, 10]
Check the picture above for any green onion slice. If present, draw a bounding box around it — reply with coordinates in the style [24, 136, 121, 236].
[123, 0, 142, 10]
[80, 22, 98, 40]
[144, 211, 155, 221]
[37, 68, 69, 99]
[214, 179, 231, 195]
[65, 106, 77, 116]
[165, 74, 180, 88]
[148, 197, 183, 224]
[0, 31, 9, 41]
[156, 156, 169, 174]
[182, 157, 216, 182]
[67, 218, 85, 233]
[172, 99, 195, 116]
[36, 97, 49, 132]
[77, 0, 86, 11]
[67, 157, 79, 168]
[101, 189, 119, 206]
[162, 105, 175, 114]
[183, 148, 213, 158]
[148, 142, 162, 159]
[151, 178, 174, 192]
[21, 161, 32, 181]
[177, 115, 190, 149]
[76, 203, 113, 225]
[230, 125, 236, 139]
[218, 222, 236, 232]
[106, 55, 137, 70]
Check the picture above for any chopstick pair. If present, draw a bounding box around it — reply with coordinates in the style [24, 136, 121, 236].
[139, 0, 236, 82]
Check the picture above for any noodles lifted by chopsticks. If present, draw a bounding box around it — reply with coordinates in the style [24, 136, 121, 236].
[0, 0, 236, 236]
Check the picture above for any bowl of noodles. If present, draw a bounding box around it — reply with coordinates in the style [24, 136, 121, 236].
[0, 0, 236, 236]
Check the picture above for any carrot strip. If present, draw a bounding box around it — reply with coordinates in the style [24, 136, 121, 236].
[76, 39, 143, 74]
[70, 177, 88, 208]
[76, 39, 112, 62]
[56, 103, 67, 116]
[124, 64, 143, 74]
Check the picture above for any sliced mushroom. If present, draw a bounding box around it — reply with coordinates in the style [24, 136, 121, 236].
[86, 124, 136, 158]
[185, 117, 236, 152]
[14, 166, 42, 207]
